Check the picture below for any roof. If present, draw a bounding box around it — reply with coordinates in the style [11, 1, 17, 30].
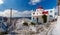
[42, 11, 48, 14]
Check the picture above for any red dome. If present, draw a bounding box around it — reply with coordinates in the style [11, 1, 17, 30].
[37, 6, 43, 9]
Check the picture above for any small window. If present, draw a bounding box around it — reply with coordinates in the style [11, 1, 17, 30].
[55, 13, 57, 15]
[33, 13, 35, 15]
[50, 10, 52, 13]
[55, 12, 58, 15]
[49, 15, 53, 17]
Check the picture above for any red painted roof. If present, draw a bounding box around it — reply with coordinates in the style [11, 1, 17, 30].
[42, 11, 48, 14]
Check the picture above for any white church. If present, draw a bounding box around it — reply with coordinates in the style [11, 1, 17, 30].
[31, 6, 58, 23]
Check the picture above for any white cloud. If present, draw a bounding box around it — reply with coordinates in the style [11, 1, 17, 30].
[0, 9, 34, 17]
[29, 0, 41, 5]
[0, 7, 57, 17]
[0, 0, 3, 4]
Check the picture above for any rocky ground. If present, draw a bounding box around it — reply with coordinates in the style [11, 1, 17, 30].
[0, 18, 57, 35]
[8, 20, 57, 35]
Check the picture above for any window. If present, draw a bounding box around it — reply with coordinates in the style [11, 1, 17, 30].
[50, 10, 52, 13]
[33, 13, 35, 15]
[49, 15, 53, 17]
[55, 13, 57, 15]
[55, 12, 58, 15]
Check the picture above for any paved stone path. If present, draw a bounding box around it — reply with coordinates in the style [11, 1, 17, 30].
[51, 16, 60, 35]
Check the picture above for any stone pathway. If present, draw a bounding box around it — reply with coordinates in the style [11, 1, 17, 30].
[52, 16, 60, 35]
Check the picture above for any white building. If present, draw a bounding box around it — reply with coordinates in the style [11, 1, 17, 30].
[31, 6, 48, 23]
[31, 6, 58, 23]
[45, 8, 58, 21]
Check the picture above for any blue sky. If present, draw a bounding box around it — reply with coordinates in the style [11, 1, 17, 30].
[0, 0, 57, 17]
[0, 0, 57, 12]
